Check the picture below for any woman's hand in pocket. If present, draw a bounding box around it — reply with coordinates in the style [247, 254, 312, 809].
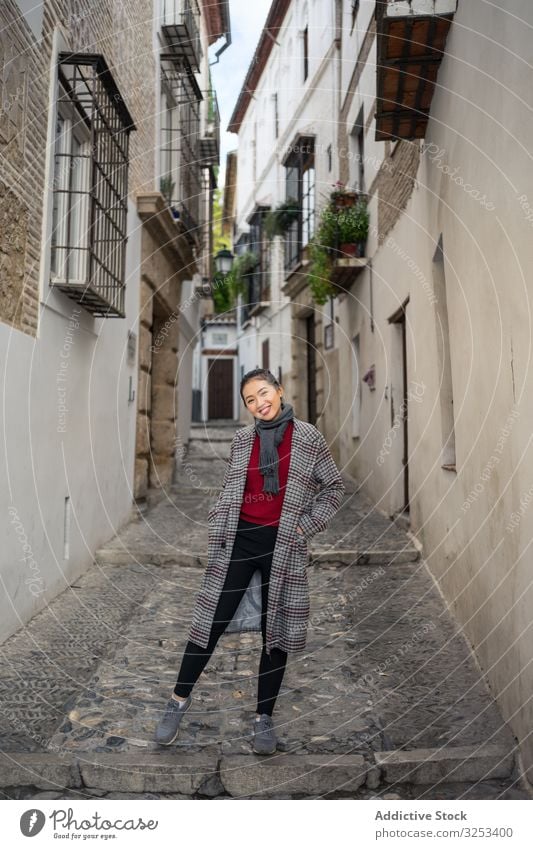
[295, 526, 306, 544]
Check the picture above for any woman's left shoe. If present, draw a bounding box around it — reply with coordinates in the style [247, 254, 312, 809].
[253, 714, 277, 754]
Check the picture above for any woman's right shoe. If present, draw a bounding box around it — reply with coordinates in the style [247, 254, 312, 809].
[153, 695, 192, 745]
[252, 714, 277, 754]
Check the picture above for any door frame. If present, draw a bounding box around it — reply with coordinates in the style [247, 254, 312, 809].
[388, 297, 409, 516]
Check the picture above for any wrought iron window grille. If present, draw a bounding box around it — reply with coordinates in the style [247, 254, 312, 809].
[247, 207, 271, 310]
[50, 52, 136, 317]
[283, 136, 316, 271]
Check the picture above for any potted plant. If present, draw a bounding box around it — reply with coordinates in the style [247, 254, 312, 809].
[159, 175, 175, 207]
[336, 200, 369, 257]
[264, 198, 300, 239]
[305, 198, 370, 304]
[307, 238, 335, 305]
[330, 180, 359, 209]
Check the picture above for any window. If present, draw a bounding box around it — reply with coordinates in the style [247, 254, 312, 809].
[432, 235, 456, 469]
[160, 85, 179, 198]
[235, 234, 252, 327]
[50, 102, 91, 284]
[302, 165, 315, 246]
[350, 0, 360, 35]
[159, 56, 202, 241]
[352, 334, 362, 438]
[247, 206, 270, 311]
[273, 92, 279, 139]
[327, 143, 332, 172]
[252, 121, 257, 183]
[350, 107, 365, 193]
[262, 338, 269, 370]
[49, 53, 135, 317]
[283, 136, 315, 269]
[303, 26, 309, 81]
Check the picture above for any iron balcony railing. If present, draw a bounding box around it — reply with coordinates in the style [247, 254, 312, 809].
[178, 94, 202, 244]
[284, 216, 301, 271]
[160, 55, 202, 245]
[160, 0, 203, 74]
[199, 88, 220, 166]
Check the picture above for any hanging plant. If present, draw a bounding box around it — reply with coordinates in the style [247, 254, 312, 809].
[264, 198, 300, 240]
[224, 251, 258, 304]
[307, 238, 335, 306]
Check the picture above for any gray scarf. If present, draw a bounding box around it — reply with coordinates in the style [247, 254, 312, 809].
[254, 401, 295, 494]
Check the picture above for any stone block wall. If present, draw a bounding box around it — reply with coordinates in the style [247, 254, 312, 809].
[375, 140, 422, 243]
[0, 0, 156, 338]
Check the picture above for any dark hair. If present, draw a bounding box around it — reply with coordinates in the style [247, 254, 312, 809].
[240, 368, 281, 405]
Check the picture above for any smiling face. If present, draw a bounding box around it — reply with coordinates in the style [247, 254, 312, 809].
[242, 378, 284, 421]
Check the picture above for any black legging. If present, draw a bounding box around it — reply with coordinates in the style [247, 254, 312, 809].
[174, 518, 288, 716]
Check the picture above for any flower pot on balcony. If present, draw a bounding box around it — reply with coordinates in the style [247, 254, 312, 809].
[331, 190, 359, 209]
[338, 242, 360, 257]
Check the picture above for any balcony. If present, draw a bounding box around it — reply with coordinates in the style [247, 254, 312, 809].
[330, 255, 369, 290]
[282, 245, 310, 300]
[199, 89, 220, 167]
[136, 191, 198, 274]
[160, 0, 203, 74]
[160, 58, 202, 247]
[375, 0, 458, 141]
[248, 269, 270, 316]
[176, 195, 201, 246]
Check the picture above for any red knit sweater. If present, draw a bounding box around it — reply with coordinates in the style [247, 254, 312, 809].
[238, 420, 294, 526]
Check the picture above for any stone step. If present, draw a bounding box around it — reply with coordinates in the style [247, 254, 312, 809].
[94, 545, 419, 567]
[0, 743, 517, 798]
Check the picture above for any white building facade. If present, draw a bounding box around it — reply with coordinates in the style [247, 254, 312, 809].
[230, 0, 533, 782]
[229, 0, 341, 422]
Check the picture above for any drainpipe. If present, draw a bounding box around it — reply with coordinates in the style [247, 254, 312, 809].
[210, 0, 232, 65]
[335, 0, 342, 182]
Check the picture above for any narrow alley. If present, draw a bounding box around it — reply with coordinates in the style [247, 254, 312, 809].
[2, 0, 533, 831]
[0, 427, 526, 800]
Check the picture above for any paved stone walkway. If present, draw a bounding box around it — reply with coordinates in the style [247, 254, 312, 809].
[0, 425, 530, 799]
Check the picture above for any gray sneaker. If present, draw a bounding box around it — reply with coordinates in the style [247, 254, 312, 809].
[154, 695, 192, 745]
[252, 714, 277, 755]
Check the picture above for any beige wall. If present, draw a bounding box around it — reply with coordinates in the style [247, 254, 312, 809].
[336, 0, 533, 779]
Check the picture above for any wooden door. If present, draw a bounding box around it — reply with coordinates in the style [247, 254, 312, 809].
[208, 358, 233, 419]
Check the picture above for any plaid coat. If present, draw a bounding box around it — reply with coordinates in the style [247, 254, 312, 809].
[188, 417, 346, 654]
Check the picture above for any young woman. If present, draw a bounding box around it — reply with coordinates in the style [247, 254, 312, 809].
[154, 368, 345, 754]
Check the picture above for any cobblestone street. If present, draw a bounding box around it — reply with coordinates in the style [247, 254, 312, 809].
[0, 426, 529, 800]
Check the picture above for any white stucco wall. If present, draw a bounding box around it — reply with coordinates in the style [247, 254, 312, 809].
[1, 198, 141, 643]
[336, 0, 533, 777]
